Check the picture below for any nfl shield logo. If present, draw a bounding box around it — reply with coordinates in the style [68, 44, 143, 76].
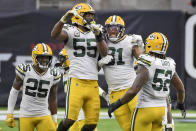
[74, 31, 80, 37]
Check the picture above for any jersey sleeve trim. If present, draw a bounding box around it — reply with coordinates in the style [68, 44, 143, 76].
[54, 74, 61, 81]
[138, 57, 151, 66]
[16, 66, 25, 76]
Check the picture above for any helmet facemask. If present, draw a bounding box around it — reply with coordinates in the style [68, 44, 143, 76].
[57, 55, 67, 68]
[105, 24, 124, 42]
[35, 55, 52, 69]
[83, 12, 96, 30]
[105, 15, 125, 43]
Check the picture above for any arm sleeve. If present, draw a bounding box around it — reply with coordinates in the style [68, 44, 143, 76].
[7, 87, 19, 114]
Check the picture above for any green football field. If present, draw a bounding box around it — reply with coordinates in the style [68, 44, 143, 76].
[1, 119, 196, 131]
[1, 109, 196, 131]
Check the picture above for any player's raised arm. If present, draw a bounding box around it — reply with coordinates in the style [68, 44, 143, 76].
[132, 45, 141, 59]
[95, 30, 108, 57]
[51, 10, 75, 42]
[90, 22, 108, 57]
[131, 35, 144, 59]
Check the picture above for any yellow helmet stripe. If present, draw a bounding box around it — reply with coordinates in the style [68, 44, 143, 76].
[160, 33, 167, 53]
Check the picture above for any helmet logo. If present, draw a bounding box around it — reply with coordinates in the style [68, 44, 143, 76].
[149, 34, 155, 40]
[74, 5, 82, 11]
[32, 46, 37, 51]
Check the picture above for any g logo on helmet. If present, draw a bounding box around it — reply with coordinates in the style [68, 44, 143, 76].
[148, 34, 155, 40]
[74, 5, 82, 11]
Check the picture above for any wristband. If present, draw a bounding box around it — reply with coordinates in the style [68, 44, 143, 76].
[95, 32, 104, 42]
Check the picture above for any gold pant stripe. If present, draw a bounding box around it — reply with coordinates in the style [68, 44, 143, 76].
[65, 77, 71, 118]
[131, 108, 138, 131]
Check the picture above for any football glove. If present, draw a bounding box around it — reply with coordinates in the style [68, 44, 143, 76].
[108, 99, 122, 118]
[131, 34, 144, 52]
[101, 91, 110, 106]
[177, 103, 186, 118]
[60, 10, 77, 23]
[164, 124, 174, 131]
[131, 34, 143, 44]
[5, 114, 15, 128]
[91, 25, 101, 36]
[98, 55, 113, 67]
[88, 21, 101, 36]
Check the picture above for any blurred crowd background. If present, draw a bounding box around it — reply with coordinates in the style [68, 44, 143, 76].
[0, 0, 196, 14]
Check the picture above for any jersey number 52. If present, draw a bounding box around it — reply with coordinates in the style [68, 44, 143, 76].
[152, 69, 172, 91]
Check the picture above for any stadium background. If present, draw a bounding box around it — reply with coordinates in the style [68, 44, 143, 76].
[0, 0, 196, 130]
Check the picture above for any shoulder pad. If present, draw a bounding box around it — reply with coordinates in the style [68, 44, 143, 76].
[167, 57, 176, 66]
[50, 67, 60, 76]
[16, 64, 31, 73]
[50, 68, 61, 80]
[15, 64, 31, 79]
[50, 68, 62, 82]
[138, 54, 153, 66]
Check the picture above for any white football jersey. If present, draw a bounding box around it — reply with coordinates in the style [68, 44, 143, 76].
[15, 64, 61, 117]
[137, 54, 176, 108]
[103, 35, 139, 94]
[63, 24, 99, 80]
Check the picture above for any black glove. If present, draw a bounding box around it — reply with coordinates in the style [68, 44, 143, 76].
[165, 128, 173, 131]
[108, 99, 122, 118]
[177, 103, 186, 118]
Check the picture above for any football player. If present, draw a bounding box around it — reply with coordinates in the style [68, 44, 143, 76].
[108, 32, 186, 131]
[5, 43, 61, 131]
[55, 48, 109, 131]
[55, 48, 70, 91]
[51, 3, 108, 131]
[99, 15, 143, 131]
